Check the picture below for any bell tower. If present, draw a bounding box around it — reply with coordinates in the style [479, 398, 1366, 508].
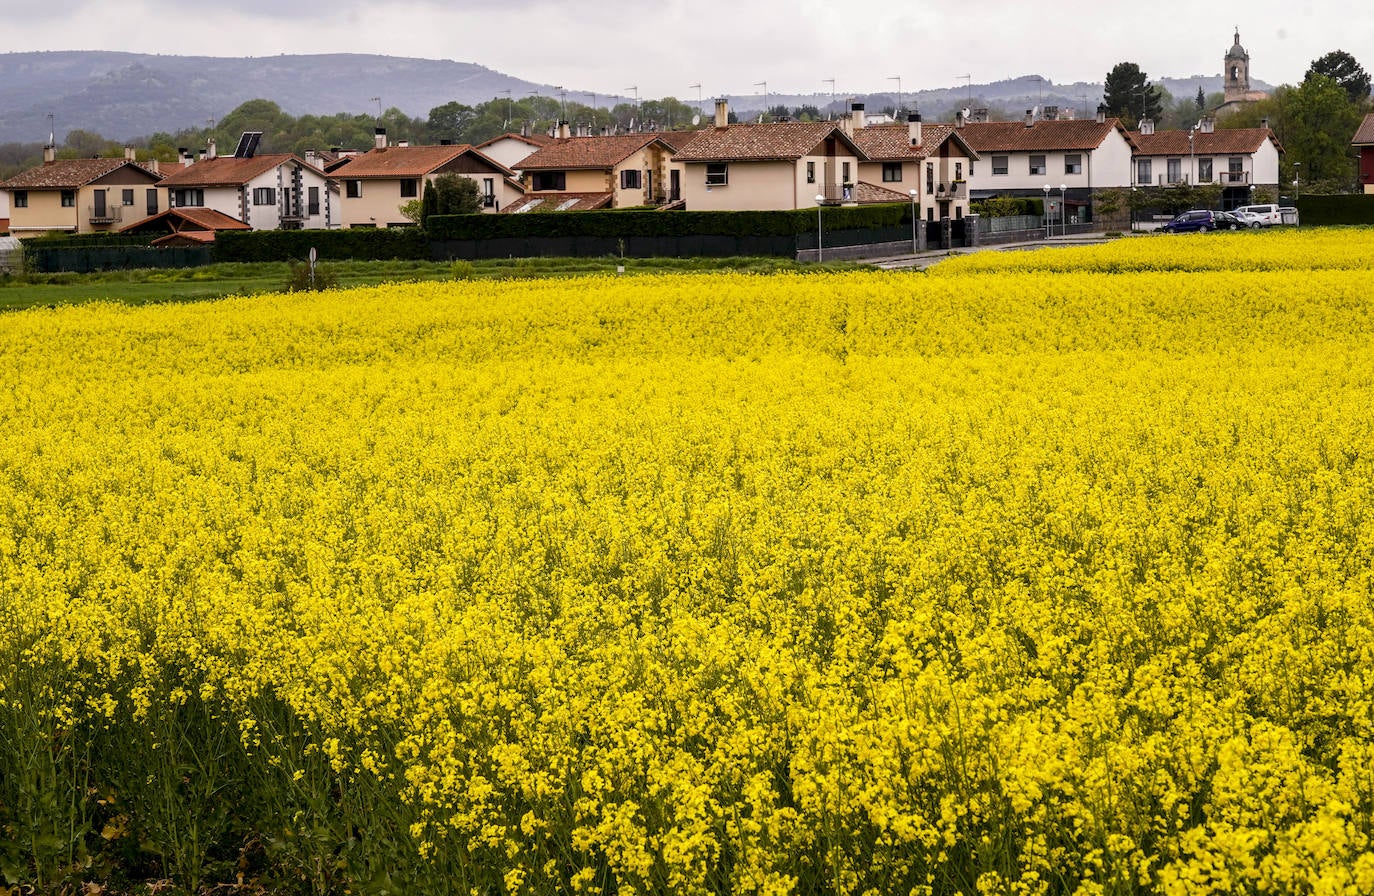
[1224, 28, 1251, 103]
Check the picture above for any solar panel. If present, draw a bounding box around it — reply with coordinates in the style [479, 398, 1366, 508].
[234, 132, 263, 159]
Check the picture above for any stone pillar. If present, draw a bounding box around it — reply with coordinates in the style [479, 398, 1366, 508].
[964, 214, 981, 247]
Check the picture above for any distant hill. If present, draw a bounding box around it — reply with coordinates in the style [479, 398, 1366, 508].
[0, 51, 566, 143]
[0, 52, 1276, 145]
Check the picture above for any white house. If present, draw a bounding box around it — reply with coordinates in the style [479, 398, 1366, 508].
[850, 107, 980, 222]
[960, 107, 1135, 224]
[156, 135, 338, 230]
[1128, 118, 1282, 207]
[475, 132, 555, 170]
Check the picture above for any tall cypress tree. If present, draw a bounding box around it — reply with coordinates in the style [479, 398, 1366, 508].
[1103, 62, 1164, 129]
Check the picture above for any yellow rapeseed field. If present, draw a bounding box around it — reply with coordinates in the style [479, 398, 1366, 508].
[2, 228, 1374, 895]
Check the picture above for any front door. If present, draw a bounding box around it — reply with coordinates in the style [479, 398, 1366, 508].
[93, 189, 107, 220]
[670, 169, 680, 202]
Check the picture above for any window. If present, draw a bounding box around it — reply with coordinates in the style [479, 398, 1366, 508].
[345, 180, 362, 198]
[705, 163, 728, 186]
[60, 190, 76, 207]
[122, 189, 135, 206]
[1229, 156, 1245, 178]
[400, 179, 418, 198]
[969, 162, 975, 177]
[146, 188, 158, 216]
[1064, 154, 1082, 175]
[927, 206, 935, 222]
[173, 188, 204, 207]
[955, 162, 963, 181]
[1136, 159, 1152, 185]
[1198, 158, 1214, 182]
[992, 155, 1008, 176]
[806, 161, 815, 184]
[1028, 155, 1046, 176]
[308, 186, 320, 216]
[926, 162, 934, 194]
[533, 171, 566, 191]
[620, 169, 641, 190]
[841, 162, 851, 184]
[12, 191, 26, 208]
[882, 162, 902, 183]
[253, 187, 276, 206]
[1166, 158, 1183, 184]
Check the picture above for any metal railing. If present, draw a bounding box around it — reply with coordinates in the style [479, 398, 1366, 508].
[1220, 171, 1251, 184]
[935, 181, 967, 199]
[88, 205, 123, 224]
[818, 183, 857, 203]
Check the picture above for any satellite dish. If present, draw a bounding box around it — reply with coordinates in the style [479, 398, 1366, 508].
[961, 107, 971, 119]
[691, 114, 701, 126]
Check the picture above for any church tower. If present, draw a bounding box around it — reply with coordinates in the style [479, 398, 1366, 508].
[1224, 28, 1251, 104]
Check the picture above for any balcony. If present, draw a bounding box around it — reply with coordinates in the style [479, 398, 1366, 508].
[816, 183, 858, 204]
[1220, 171, 1251, 185]
[934, 181, 967, 200]
[481, 194, 497, 209]
[88, 205, 123, 225]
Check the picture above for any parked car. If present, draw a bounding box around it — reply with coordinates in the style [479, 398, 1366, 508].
[1161, 210, 1226, 233]
[1230, 209, 1265, 228]
[1278, 207, 1299, 225]
[1235, 203, 1282, 226]
[1212, 212, 1248, 231]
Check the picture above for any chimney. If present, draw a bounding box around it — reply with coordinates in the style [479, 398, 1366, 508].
[714, 98, 729, 129]
[147, 159, 159, 175]
[955, 109, 965, 129]
[1139, 118, 1155, 136]
[439, 139, 453, 146]
[43, 144, 56, 164]
[397, 140, 409, 148]
[557, 120, 571, 139]
[1044, 105, 1059, 121]
[972, 108, 989, 124]
[1096, 104, 1107, 124]
[1024, 109, 1035, 127]
[124, 146, 136, 161]
[206, 139, 216, 160]
[907, 112, 922, 146]
[850, 102, 866, 132]
[177, 147, 191, 167]
[1200, 116, 1215, 134]
[374, 127, 387, 150]
[1260, 117, 1269, 131]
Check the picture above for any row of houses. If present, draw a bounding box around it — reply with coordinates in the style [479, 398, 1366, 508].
[1, 100, 1291, 242]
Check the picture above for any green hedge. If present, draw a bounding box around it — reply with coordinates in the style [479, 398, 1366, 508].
[426, 205, 911, 241]
[211, 227, 429, 263]
[25, 231, 158, 248]
[1296, 195, 1374, 226]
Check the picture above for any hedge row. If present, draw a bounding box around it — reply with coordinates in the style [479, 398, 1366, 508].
[1296, 195, 1374, 226]
[426, 204, 912, 241]
[25, 232, 158, 248]
[212, 227, 429, 263]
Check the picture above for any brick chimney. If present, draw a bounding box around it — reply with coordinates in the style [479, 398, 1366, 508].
[558, 120, 571, 139]
[207, 139, 217, 160]
[124, 146, 136, 161]
[714, 98, 729, 129]
[43, 145, 56, 164]
[907, 112, 922, 146]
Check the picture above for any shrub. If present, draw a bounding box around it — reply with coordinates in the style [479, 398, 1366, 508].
[283, 260, 339, 292]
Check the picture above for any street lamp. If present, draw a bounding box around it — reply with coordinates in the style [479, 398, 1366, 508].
[1043, 184, 1052, 239]
[1059, 184, 1068, 235]
[816, 194, 826, 262]
[1293, 162, 1301, 205]
[909, 188, 919, 254]
[1188, 127, 1195, 186]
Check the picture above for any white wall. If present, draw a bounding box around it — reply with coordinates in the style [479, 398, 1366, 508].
[1132, 139, 1280, 189]
[968, 128, 1134, 193]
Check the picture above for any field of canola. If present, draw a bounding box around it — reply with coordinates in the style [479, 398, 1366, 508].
[3, 228, 1374, 896]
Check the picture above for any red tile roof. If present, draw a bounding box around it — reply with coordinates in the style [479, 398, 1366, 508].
[333, 144, 482, 178]
[0, 158, 162, 190]
[673, 121, 865, 162]
[157, 154, 328, 187]
[121, 207, 250, 234]
[477, 132, 555, 150]
[655, 130, 703, 152]
[515, 134, 671, 170]
[854, 182, 913, 204]
[957, 118, 1130, 153]
[1129, 127, 1281, 155]
[851, 124, 978, 161]
[151, 231, 218, 246]
[1353, 113, 1374, 146]
[501, 192, 614, 213]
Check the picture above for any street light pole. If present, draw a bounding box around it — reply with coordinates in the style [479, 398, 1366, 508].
[1060, 184, 1068, 235]
[1043, 184, 1051, 239]
[909, 188, 919, 254]
[815, 195, 826, 262]
[1293, 162, 1301, 205]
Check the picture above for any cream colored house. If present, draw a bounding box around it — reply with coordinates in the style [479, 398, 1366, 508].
[1128, 118, 1282, 207]
[506, 128, 687, 212]
[335, 135, 520, 227]
[0, 148, 163, 239]
[959, 109, 1136, 224]
[155, 140, 338, 230]
[850, 109, 980, 222]
[475, 132, 554, 170]
[672, 100, 868, 211]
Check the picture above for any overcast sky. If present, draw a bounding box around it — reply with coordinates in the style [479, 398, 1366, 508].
[0, 0, 1368, 100]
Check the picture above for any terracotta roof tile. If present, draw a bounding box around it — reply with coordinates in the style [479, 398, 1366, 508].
[501, 192, 614, 213]
[121, 207, 251, 234]
[334, 144, 478, 178]
[673, 121, 864, 162]
[958, 119, 1129, 153]
[854, 182, 913, 204]
[655, 130, 702, 152]
[1129, 128, 1280, 155]
[515, 134, 669, 170]
[1353, 113, 1374, 146]
[851, 123, 979, 160]
[1, 158, 161, 190]
[477, 132, 555, 150]
[157, 154, 328, 187]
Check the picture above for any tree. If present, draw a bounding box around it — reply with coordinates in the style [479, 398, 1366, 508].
[1103, 62, 1164, 129]
[1284, 73, 1364, 190]
[1306, 50, 1371, 104]
[1196, 86, 1206, 111]
[427, 102, 476, 143]
[426, 173, 483, 219]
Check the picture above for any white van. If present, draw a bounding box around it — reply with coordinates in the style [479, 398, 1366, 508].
[1234, 204, 1282, 226]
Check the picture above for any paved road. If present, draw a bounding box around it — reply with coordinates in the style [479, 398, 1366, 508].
[866, 232, 1115, 270]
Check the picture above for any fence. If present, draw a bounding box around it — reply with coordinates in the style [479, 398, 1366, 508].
[28, 245, 213, 274]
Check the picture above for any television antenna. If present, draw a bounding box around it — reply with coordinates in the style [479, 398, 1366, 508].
[690, 83, 703, 116]
[957, 73, 971, 104]
[755, 80, 767, 118]
[500, 89, 513, 128]
[823, 78, 835, 120]
[889, 75, 902, 116]
[626, 85, 640, 129]
[370, 96, 382, 123]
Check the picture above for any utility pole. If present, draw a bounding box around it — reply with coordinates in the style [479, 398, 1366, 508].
[823, 79, 836, 119]
[889, 76, 902, 116]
